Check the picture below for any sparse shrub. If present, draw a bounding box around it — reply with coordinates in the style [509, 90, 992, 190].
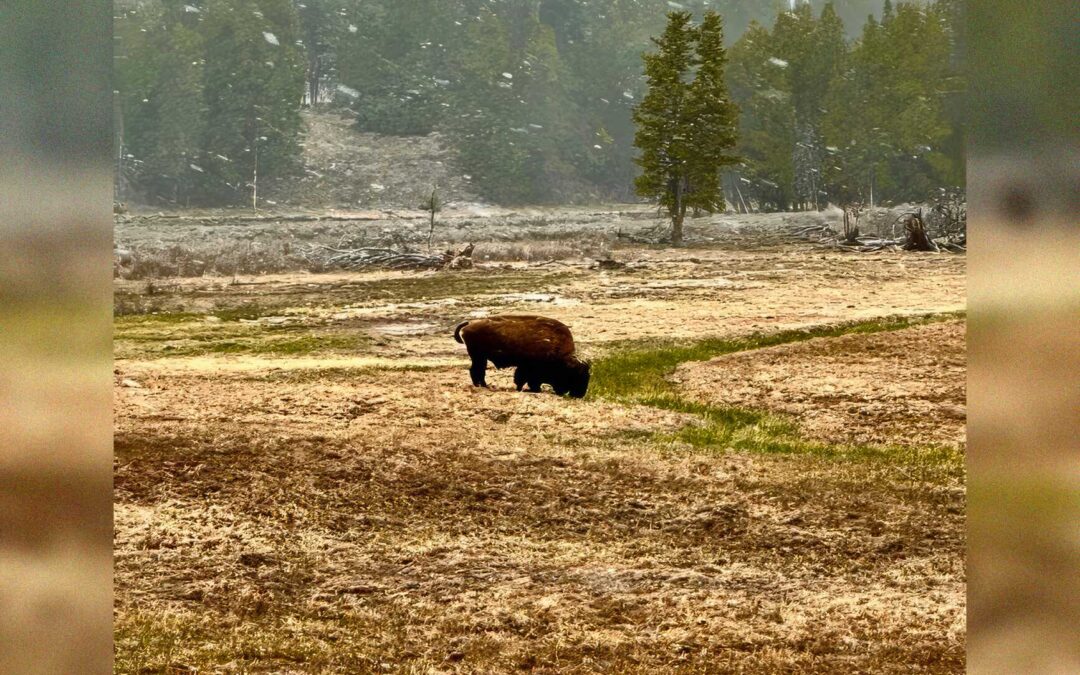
[116, 241, 312, 280]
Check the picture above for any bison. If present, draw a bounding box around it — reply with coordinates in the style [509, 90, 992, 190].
[453, 314, 591, 398]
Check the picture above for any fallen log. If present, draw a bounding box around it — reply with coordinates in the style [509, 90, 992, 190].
[305, 242, 474, 271]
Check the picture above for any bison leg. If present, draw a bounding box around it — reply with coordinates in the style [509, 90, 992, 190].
[469, 358, 488, 387]
[513, 367, 528, 391]
[527, 376, 543, 392]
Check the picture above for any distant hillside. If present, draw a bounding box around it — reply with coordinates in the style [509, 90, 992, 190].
[116, 0, 950, 210]
[263, 109, 482, 210]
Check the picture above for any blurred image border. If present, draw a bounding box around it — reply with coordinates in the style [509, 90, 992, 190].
[0, 0, 1076, 672]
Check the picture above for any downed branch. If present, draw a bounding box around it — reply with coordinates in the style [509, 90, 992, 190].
[788, 224, 833, 237]
[305, 243, 474, 271]
[928, 187, 967, 245]
[807, 205, 964, 254]
[531, 259, 578, 268]
[936, 240, 966, 253]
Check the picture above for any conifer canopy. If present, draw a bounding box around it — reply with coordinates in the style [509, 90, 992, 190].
[633, 11, 740, 244]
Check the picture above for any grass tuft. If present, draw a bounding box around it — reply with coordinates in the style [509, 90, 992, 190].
[588, 312, 965, 468]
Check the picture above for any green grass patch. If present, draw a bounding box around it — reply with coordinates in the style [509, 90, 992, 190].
[114, 318, 370, 359]
[589, 312, 964, 403]
[167, 332, 366, 358]
[211, 303, 270, 321]
[588, 312, 965, 468]
[114, 304, 274, 323]
[113, 309, 202, 324]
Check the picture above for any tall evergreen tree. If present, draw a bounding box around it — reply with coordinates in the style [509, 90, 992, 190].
[116, 3, 207, 205]
[793, 2, 845, 208]
[633, 11, 697, 243]
[727, 21, 794, 210]
[200, 0, 305, 204]
[296, 0, 340, 105]
[516, 19, 583, 200]
[727, 3, 847, 211]
[822, 1, 960, 206]
[447, 9, 535, 203]
[560, 0, 659, 200]
[335, 0, 458, 135]
[683, 12, 741, 214]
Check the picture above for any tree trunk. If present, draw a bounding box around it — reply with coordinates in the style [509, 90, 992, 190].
[115, 96, 125, 203]
[733, 178, 749, 213]
[671, 175, 685, 245]
[308, 56, 321, 105]
[252, 144, 258, 212]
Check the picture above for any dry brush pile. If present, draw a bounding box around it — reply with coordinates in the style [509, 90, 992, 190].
[790, 194, 967, 253]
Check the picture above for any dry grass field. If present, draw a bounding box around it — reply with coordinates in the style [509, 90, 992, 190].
[114, 224, 966, 673]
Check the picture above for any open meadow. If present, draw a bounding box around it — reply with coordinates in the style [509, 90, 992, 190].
[114, 209, 966, 673]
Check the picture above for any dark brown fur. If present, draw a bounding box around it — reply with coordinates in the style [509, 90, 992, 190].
[453, 315, 591, 397]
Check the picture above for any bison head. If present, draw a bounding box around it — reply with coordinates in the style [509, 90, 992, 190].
[554, 359, 590, 398]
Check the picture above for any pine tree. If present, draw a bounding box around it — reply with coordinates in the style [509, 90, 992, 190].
[200, 0, 305, 204]
[822, 2, 960, 206]
[634, 10, 739, 241]
[633, 11, 696, 243]
[822, 14, 883, 207]
[795, 2, 845, 209]
[517, 20, 581, 201]
[444, 5, 586, 204]
[683, 12, 741, 214]
[771, 4, 817, 209]
[117, 3, 206, 205]
[727, 21, 794, 211]
[296, 0, 341, 105]
[560, 0, 659, 200]
[335, 0, 457, 135]
[448, 9, 534, 203]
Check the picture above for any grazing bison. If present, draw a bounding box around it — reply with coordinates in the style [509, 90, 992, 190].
[453, 315, 591, 397]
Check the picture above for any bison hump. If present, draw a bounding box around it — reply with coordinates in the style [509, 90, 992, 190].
[460, 315, 576, 361]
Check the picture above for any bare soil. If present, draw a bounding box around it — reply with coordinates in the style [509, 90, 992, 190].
[673, 321, 967, 450]
[114, 227, 966, 673]
[115, 244, 965, 359]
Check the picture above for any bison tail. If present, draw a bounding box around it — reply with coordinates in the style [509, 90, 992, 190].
[453, 320, 470, 344]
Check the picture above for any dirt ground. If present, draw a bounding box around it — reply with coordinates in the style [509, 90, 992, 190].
[673, 321, 967, 450]
[114, 225, 966, 673]
[115, 243, 965, 359]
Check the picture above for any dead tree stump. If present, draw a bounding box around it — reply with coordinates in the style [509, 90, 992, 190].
[444, 242, 474, 270]
[902, 210, 938, 251]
